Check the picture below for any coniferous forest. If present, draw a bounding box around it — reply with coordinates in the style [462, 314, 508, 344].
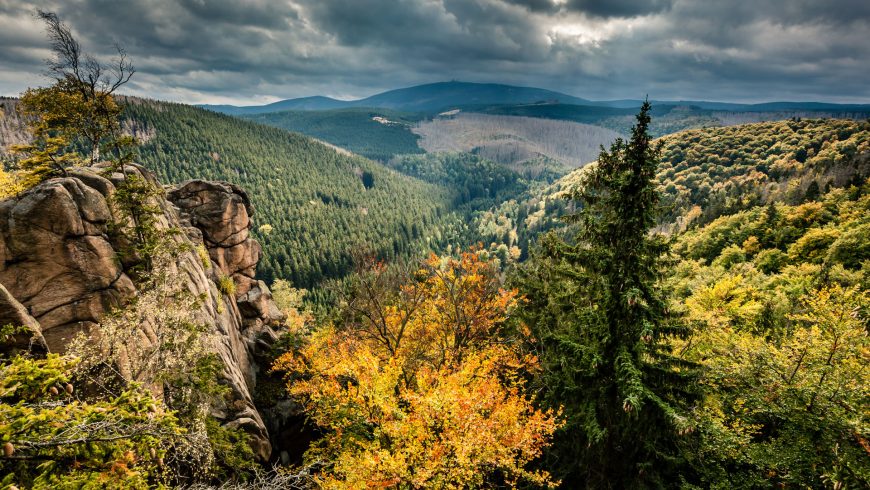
[1, 5, 869, 490]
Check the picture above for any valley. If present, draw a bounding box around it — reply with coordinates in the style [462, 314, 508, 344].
[120, 99, 452, 291]
[4, 88, 869, 298]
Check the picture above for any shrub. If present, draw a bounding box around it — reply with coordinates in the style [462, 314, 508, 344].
[196, 244, 211, 269]
[218, 275, 236, 297]
[826, 222, 870, 269]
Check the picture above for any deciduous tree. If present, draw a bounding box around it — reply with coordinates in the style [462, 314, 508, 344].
[11, 11, 136, 184]
[680, 285, 869, 488]
[274, 252, 561, 488]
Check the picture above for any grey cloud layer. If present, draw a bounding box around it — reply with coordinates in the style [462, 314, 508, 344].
[0, 0, 867, 104]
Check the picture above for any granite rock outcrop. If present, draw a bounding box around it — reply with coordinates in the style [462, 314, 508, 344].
[0, 163, 283, 461]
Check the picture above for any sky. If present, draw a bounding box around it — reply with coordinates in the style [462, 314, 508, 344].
[1, 0, 869, 105]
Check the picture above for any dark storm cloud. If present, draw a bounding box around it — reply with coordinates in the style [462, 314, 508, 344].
[0, 0, 867, 104]
[565, 0, 673, 18]
[505, 0, 674, 18]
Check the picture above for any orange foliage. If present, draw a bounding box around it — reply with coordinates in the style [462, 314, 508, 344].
[274, 251, 561, 488]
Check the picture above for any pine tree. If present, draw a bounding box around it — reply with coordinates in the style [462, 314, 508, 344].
[516, 101, 698, 488]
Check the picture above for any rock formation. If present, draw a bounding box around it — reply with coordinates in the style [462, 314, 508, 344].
[0, 163, 283, 461]
[0, 283, 47, 356]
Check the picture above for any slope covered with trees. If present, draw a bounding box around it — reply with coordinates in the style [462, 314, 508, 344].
[479, 102, 870, 138]
[120, 99, 450, 288]
[472, 118, 870, 257]
[241, 108, 425, 162]
[666, 183, 870, 487]
[508, 107, 870, 488]
[273, 105, 870, 489]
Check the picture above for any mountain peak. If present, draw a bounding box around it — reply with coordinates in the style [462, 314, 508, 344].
[200, 81, 589, 115]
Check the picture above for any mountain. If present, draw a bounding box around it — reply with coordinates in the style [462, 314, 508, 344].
[350, 81, 590, 112]
[201, 81, 590, 115]
[201, 95, 348, 115]
[589, 98, 870, 112]
[199, 80, 870, 118]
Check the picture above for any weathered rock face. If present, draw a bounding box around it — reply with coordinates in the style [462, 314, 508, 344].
[167, 180, 284, 386]
[0, 172, 137, 348]
[0, 283, 47, 355]
[168, 181, 261, 297]
[0, 164, 283, 461]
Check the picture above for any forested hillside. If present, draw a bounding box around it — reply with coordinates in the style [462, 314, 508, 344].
[241, 108, 424, 161]
[4, 83, 868, 487]
[473, 118, 870, 256]
[119, 99, 451, 288]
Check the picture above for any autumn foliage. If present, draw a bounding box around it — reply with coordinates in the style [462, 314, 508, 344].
[274, 251, 561, 488]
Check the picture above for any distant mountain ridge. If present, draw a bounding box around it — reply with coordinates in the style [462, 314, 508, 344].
[199, 81, 870, 116]
[200, 81, 590, 115]
[203, 95, 348, 114]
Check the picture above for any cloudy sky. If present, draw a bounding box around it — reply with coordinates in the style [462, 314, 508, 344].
[1, 0, 868, 105]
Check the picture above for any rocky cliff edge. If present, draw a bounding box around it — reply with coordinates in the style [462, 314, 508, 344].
[0, 163, 284, 461]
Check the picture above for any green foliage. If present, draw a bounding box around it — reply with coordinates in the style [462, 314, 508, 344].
[754, 248, 788, 274]
[474, 118, 870, 260]
[679, 286, 870, 488]
[242, 108, 424, 161]
[666, 180, 870, 487]
[10, 85, 85, 184]
[108, 171, 165, 274]
[657, 118, 870, 225]
[0, 325, 29, 349]
[673, 183, 870, 276]
[121, 100, 451, 289]
[195, 244, 211, 269]
[516, 102, 699, 487]
[386, 152, 526, 207]
[827, 222, 870, 269]
[202, 418, 258, 482]
[0, 354, 181, 489]
[787, 226, 840, 263]
[269, 279, 309, 333]
[713, 244, 747, 269]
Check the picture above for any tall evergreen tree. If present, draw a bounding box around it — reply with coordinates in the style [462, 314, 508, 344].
[516, 101, 698, 488]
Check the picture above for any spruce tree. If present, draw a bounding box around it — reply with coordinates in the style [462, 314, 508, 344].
[516, 101, 698, 488]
